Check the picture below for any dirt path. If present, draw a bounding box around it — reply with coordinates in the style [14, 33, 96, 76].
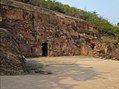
[1, 56, 119, 89]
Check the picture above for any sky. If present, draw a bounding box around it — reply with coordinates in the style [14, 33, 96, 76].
[56, 0, 119, 25]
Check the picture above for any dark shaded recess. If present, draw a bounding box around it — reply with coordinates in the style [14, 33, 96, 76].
[90, 44, 95, 50]
[99, 29, 116, 37]
[42, 43, 48, 56]
[31, 47, 34, 53]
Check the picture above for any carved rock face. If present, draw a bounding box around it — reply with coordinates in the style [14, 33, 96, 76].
[1, 3, 96, 57]
[0, 1, 119, 60]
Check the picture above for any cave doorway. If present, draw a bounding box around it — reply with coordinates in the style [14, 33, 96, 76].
[42, 43, 48, 56]
[90, 44, 95, 50]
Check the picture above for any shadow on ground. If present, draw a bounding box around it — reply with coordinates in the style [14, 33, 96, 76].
[20, 59, 102, 89]
[1, 59, 104, 89]
[34, 63, 101, 89]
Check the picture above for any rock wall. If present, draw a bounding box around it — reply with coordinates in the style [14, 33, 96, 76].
[0, 28, 28, 75]
[0, 0, 119, 59]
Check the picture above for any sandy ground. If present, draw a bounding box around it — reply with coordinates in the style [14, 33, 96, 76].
[1, 56, 119, 89]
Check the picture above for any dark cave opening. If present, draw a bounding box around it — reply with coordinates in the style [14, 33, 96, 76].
[42, 43, 48, 56]
[90, 44, 96, 50]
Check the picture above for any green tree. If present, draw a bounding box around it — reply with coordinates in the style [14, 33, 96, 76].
[117, 23, 119, 26]
[27, 0, 118, 36]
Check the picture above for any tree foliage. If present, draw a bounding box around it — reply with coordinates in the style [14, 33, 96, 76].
[25, 0, 119, 36]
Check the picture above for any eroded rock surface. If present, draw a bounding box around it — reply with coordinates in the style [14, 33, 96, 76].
[0, 28, 28, 75]
[0, 0, 119, 59]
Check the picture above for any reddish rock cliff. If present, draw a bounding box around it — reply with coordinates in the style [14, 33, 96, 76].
[0, 0, 119, 59]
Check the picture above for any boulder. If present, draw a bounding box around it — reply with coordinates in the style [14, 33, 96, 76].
[0, 28, 28, 75]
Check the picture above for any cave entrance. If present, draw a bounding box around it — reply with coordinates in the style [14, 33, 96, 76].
[90, 44, 95, 50]
[42, 43, 48, 56]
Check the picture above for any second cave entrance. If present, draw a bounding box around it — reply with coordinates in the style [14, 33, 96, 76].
[42, 43, 48, 56]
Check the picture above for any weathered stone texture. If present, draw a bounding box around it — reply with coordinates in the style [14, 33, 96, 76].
[0, 28, 28, 75]
[1, 3, 93, 57]
[0, 0, 119, 59]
